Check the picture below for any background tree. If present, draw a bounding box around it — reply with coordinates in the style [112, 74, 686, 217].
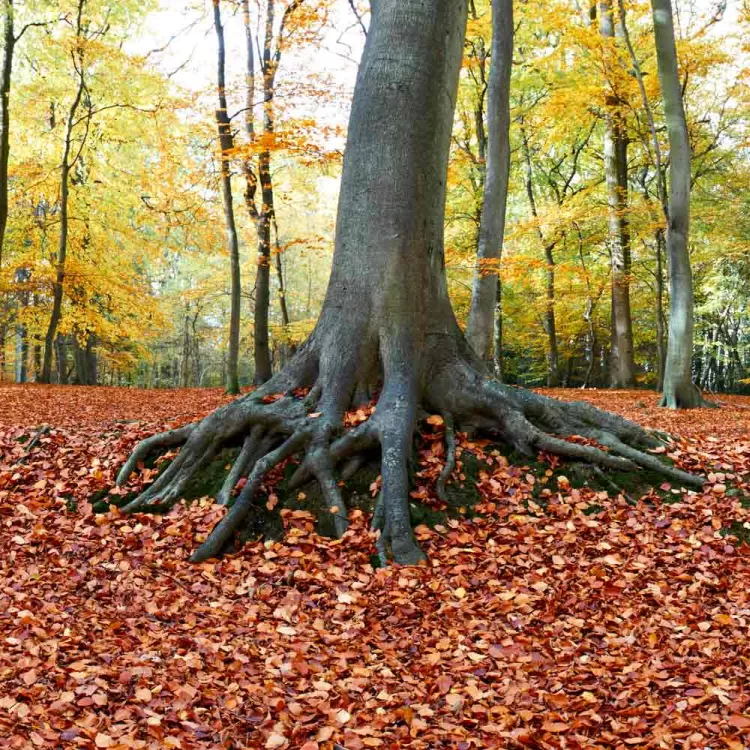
[40, 0, 89, 384]
[242, 0, 310, 383]
[212, 0, 242, 395]
[651, 0, 700, 408]
[599, 0, 636, 387]
[465, 0, 513, 377]
[0, 0, 747, 396]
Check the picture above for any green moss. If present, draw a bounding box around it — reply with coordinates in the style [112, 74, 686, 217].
[720, 520, 750, 547]
[183, 447, 239, 501]
[63, 495, 77, 513]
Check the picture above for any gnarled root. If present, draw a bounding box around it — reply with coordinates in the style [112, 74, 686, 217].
[116, 346, 705, 565]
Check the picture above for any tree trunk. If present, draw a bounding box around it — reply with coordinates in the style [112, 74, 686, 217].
[600, 0, 635, 388]
[56, 333, 68, 384]
[241, 0, 288, 385]
[651, 0, 700, 408]
[213, 0, 242, 395]
[520, 125, 559, 386]
[181, 312, 190, 388]
[15, 321, 26, 383]
[253, 152, 273, 383]
[40, 1, 86, 384]
[251, 0, 278, 385]
[655, 227, 666, 391]
[72, 334, 96, 385]
[119, 0, 703, 566]
[493, 276, 503, 380]
[542, 242, 560, 387]
[466, 0, 513, 369]
[0, 0, 14, 271]
[273, 215, 291, 329]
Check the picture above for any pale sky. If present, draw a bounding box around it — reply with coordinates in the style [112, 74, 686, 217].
[132, 0, 366, 133]
[131, 0, 742, 123]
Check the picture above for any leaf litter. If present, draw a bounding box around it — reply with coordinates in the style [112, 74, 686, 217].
[0, 384, 749, 749]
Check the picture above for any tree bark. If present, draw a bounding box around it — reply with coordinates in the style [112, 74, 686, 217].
[119, 0, 703, 566]
[213, 0, 242, 395]
[40, 0, 86, 384]
[15, 320, 25, 382]
[253, 0, 276, 385]
[651, 0, 700, 408]
[655, 227, 666, 390]
[0, 0, 14, 271]
[521, 125, 559, 386]
[493, 276, 503, 381]
[466, 0, 513, 371]
[72, 334, 96, 385]
[242, 0, 297, 384]
[56, 333, 68, 384]
[599, 0, 635, 388]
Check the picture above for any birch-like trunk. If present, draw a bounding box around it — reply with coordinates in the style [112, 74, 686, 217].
[651, 0, 700, 408]
[465, 0, 513, 373]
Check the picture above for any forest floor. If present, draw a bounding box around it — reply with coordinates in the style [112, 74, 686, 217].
[0, 384, 749, 749]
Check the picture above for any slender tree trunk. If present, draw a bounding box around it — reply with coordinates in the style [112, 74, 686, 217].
[272, 214, 294, 367]
[55, 333, 68, 384]
[0, 0, 19, 384]
[213, 0, 242, 395]
[272, 215, 291, 328]
[650, 0, 699, 407]
[241, 0, 285, 385]
[600, 0, 635, 388]
[41, 1, 86, 384]
[655, 227, 666, 390]
[0, 0, 14, 271]
[15, 321, 25, 382]
[31, 341, 40, 379]
[493, 277, 503, 380]
[251, 0, 278, 385]
[254, 152, 273, 383]
[181, 312, 190, 388]
[521, 125, 559, 386]
[542, 243, 560, 386]
[466, 0, 513, 369]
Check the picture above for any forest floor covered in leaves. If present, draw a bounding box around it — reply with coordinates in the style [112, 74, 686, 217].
[1, 384, 749, 750]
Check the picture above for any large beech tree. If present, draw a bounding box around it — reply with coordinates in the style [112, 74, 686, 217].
[117, 0, 702, 565]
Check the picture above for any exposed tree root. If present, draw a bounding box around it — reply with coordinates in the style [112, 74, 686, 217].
[116, 346, 706, 565]
[436, 413, 456, 503]
[14, 425, 51, 466]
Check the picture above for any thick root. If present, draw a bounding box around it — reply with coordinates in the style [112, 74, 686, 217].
[372, 391, 427, 565]
[116, 424, 196, 487]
